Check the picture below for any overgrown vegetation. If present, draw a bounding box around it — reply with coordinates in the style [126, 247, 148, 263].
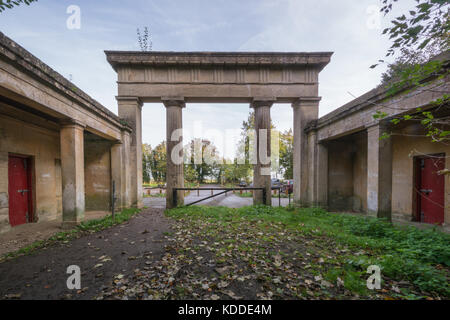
[167, 206, 450, 298]
[0, 208, 141, 262]
[0, 0, 37, 12]
[372, 0, 450, 145]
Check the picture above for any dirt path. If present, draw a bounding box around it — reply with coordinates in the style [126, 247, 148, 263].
[0, 208, 171, 300]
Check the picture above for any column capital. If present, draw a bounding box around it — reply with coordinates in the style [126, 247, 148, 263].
[251, 97, 276, 108]
[292, 97, 321, 108]
[116, 96, 143, 108]
[120, 124, 133, 134]
[112, 139, 123, 145]
[162, 97, 186, 108]
[60, 118, 86, 129]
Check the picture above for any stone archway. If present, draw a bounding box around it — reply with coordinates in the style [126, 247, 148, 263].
[105, 51, 332, 208]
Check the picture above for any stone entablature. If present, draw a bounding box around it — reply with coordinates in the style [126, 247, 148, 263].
[105, 51, 332, 103]
[0, 32, 130, 139]
[105, 51, 332, 69]
[306, 53, 449, 142]
[106, 50, 333, 208]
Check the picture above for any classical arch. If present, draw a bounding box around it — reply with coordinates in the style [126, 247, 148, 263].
[105, 51, 332, 208]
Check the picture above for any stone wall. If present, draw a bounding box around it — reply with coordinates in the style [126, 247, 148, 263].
[328, 140, 354, 211]
[326, 132, 367, 213]
[0, 152, 8, 233]
[0, 114, 61, 233]
[84, 138, 111, 211]
[391, 124, 450, 223]
[352, 132, 367, 212]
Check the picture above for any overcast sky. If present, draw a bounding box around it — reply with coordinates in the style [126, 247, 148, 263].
[0, 0, 417, 158]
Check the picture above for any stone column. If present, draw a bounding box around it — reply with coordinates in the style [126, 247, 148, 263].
[117, 97, 143, 208]
[60, 120, 85, 229]
[292, 98, 320, 206]
[110, 129, 133, 211]
[163, 97, 185, 209]
[305, 129, 328, 208]
[121, 130, 132, 208]
[367, 124, 392, 220]
[110, 141, 123, 211]
[251, 98, 274, 206]
[307, 130, 317, 205]
[316, 142, 328, 208]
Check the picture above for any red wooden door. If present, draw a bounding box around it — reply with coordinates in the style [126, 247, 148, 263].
[416, 155, 445, 224]
[8, 156, 32, 227]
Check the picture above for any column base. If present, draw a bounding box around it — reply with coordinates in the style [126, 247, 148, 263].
[61, 221, 80, 230]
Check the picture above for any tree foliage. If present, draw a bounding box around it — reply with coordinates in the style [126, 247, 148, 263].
[137, 26, 152, 51]
[379, 0, 449, 58]
[279, 129, 294, 180]
[142, 143, 152, 183]
[184, 139, 220, 183]
[373, 0, 450, 146]
[0, 0, 37, 12]
[148, 141, 166, 183]
[381, 45, 444, 85]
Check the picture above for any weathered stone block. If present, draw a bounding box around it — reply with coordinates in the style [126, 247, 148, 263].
[0, 192, 8, 208]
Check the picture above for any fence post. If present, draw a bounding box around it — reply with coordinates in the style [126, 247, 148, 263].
[279, 188, 281, 207]
[173, 189, 178, 208]
[111, 180, 115, 219]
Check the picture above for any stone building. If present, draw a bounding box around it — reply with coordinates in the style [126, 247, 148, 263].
[0, 29, 448, 235]
[0, 33, 135, 233]
[304, 52, 450, 226]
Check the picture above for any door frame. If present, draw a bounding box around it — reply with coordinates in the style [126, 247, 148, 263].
[8, 153, 36, 224]
[413, 153, 445, 223]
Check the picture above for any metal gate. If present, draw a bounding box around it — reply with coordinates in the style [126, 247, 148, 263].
[172, 187, 283, 207]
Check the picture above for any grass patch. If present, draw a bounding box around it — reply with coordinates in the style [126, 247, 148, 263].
[144, 193, 166, 198]
[235, 192, 253, 198]
[0, 208, 141, 262]
[234, 191, 289, 199]
[167, 205, 450, 298]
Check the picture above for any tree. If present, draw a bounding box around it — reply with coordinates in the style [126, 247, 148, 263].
[149, 141, 166, 183]
[184, 139, 220, 183]
[0, 0, 37, 12]
[372, 0, 449, 137]
[373, 0, 449, 174]
[279, 129, 293, 180]
[221, 158, 251, 184]
[379, 0, 449, 58]
[137, 26, 152, 52]
[235, 111, 277, 180]
[142, 143, 152, 183]
[381, 45, 444, 85]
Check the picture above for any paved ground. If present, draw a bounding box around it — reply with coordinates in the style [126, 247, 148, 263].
[0, 208, 170, 299]
[144, 185, 290, 209]
[0, 211, 111, 256]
